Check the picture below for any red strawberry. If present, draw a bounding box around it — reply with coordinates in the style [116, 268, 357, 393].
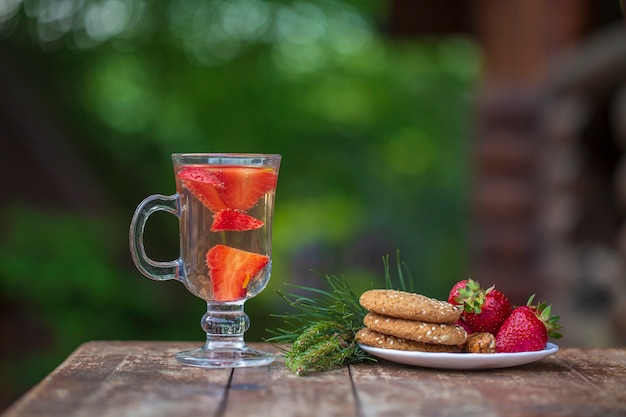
[448, 279, 473, 305]
[451, 279, 512, 334]
[465, 288, 512, 334]
[211, 209, 264, 232]
[217, 167, 278, 210]
[496, 295, 562, 353]
[177, 167, 228, 212]
[206, 245, 269, 302]
[177, 166, 278, 212]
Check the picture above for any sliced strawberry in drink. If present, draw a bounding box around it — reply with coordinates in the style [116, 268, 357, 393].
[211, 209, 264, 232]
[206, 245, 269, 302]
[177, 167, 228, 212]
[218, 167, 278, 210]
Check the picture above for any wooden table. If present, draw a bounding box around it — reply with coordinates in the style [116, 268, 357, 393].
[2, 341, 625, 417]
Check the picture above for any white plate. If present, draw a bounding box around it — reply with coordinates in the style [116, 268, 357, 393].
[359, 342, 559, 370]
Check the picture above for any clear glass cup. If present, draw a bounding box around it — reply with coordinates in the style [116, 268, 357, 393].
[129, 153, 281, 367]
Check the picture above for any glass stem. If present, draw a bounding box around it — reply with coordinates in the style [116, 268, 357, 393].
[201, 302, 249, 350]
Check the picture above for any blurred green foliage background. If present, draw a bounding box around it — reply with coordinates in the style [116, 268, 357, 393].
[0, 0, 479, 406]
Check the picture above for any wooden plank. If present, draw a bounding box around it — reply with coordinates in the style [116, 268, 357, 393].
[548, 348, 626, 416]
[463, 356, 598, 417]
[470, 349, 626, 417]
[223, 346, 357, 417]
[3, 343, 626, 417]
[2, 341, 232, 417]
[69, 343, 232, 417]
[351, 349, 626, 417]
[2, 341, 130, 417]
[350, 359, 499, 417]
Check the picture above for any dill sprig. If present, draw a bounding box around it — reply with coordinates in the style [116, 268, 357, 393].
[267, 272, 367, 344]
[383, 250, 414, 293]
[267, 251, 413, 375]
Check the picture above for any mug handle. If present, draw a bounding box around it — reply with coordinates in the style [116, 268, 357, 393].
[129, 193, 182, 281]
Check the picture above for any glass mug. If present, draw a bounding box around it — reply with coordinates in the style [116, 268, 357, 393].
[129, 153, 281, 367]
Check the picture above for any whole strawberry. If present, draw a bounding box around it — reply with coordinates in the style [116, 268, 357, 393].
[496, 295, 562, 353]
[448, 279, 476, 335]
[449, 279, 512, 334]
[466, 287, 512, 334]
[447, 279, 471, 305]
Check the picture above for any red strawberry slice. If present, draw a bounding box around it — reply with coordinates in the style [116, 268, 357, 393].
[217, 167, 278, 210]
[177, 167, 228, 212]
[211, 209, 264, 232]
[206, 245, 269, 302]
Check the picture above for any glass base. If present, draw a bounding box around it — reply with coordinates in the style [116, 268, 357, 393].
[175, 344, 276, 368]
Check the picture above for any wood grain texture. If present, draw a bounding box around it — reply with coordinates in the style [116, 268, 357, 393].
[2, 342, 625, 417]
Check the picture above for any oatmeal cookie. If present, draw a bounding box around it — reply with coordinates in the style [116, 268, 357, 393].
[359, 289, 461, 323]
[363, 312, 468, 346]
[356, 328, 462, 352]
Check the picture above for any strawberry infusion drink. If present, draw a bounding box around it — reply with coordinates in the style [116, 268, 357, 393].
[130, 153, 281, 368]
[176, 163, 277, 302]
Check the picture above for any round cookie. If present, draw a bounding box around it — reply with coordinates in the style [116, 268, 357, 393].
[359, 289, 461, 323]
[363, 312, 467, 345]
[356, 328, 462, 353]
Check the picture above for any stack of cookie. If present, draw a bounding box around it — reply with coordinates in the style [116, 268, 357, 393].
[355, 289, 468, 352]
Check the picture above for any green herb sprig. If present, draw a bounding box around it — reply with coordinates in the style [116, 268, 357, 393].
[267, 251, 413, 376]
